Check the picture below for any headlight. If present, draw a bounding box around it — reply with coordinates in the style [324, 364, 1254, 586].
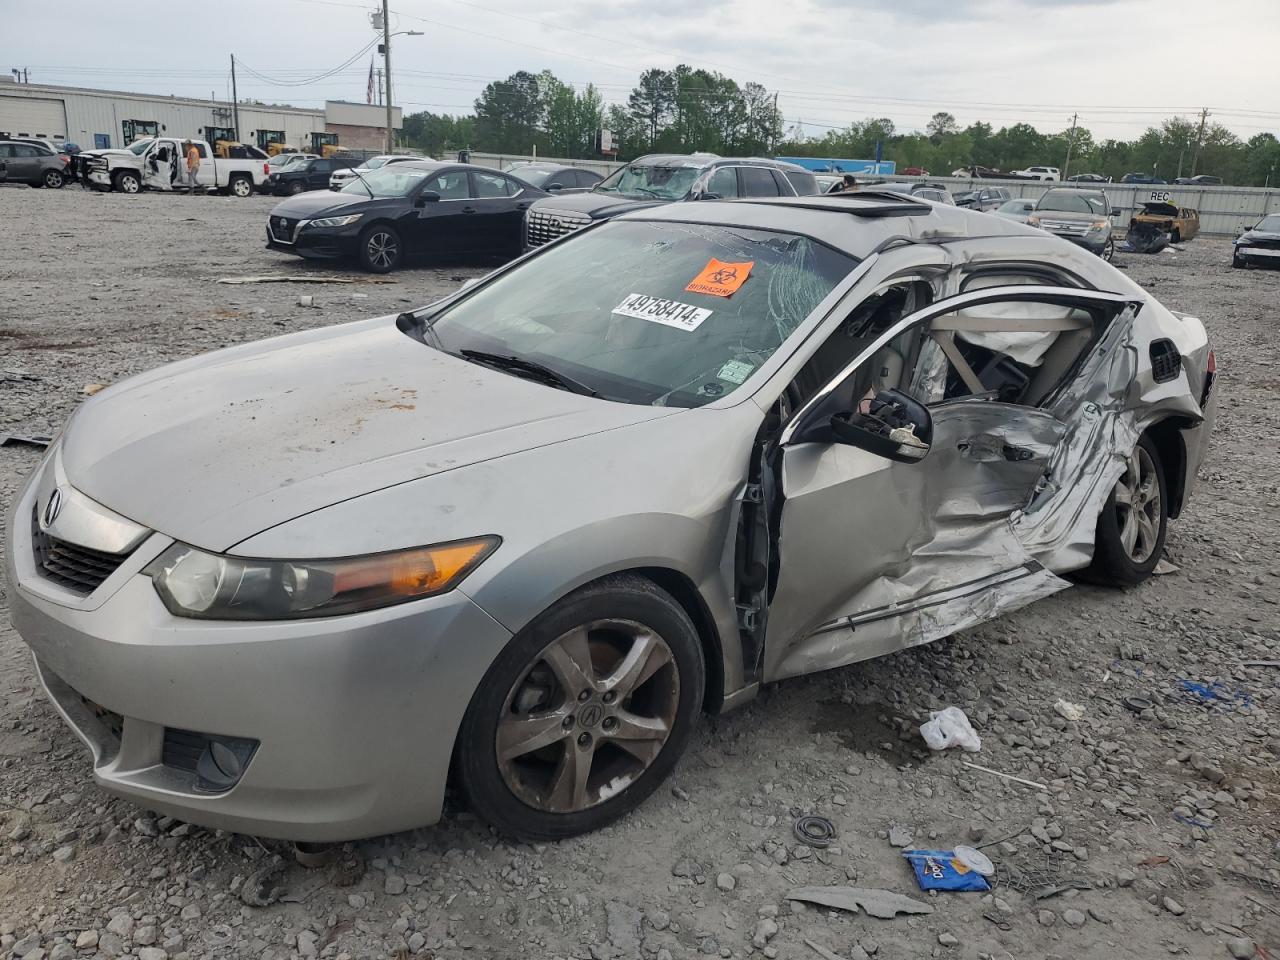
[307, 214, 363, 228]
[145, 537, 499, 620]
[1086, 219, 1109, 234]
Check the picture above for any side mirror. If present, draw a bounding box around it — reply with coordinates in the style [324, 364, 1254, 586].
[546, 183, 564, 191]
[829, 389, 933, 463]
[697, 191, 722, 200]
[415, 190, 441, 207]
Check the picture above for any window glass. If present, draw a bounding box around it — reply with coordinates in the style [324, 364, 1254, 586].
[789, 281, 932, 409]
[340, 164, 433, 197]
[740, 166, 782, 197]
[429, 220, 857, 408]
[427, 169, 470, 200]
[594, 161, 704, 200]
[13, 144, 38, 157]
[575, 170, 600, 187]
[706, 167, 738, 198]
[0, 145, 12, 158]
[475, 171, 516, 198]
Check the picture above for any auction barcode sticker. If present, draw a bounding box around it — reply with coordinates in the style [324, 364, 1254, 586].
[612, 293, 713, 332]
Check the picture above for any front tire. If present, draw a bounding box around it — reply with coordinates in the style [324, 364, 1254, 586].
[114, 171, 140, 194]
[456, 575, 705, 840]
[1101, 236, 1115, 261]
[288, 181, 305, 196]
[1084, 435, 1168, 586]
[1232, 252, 1246, 269]
[357, 224, 402, 273]
[229, 175, 252, 198]
[43, 169, 65, 188]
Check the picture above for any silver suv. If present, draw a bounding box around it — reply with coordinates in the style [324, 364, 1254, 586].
[1028, 187, 1118, 260]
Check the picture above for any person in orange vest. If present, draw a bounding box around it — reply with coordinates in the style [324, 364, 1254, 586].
[183, 140, 201, 194]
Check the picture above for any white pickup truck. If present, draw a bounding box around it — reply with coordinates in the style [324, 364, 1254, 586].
[82, 137, 265, 197]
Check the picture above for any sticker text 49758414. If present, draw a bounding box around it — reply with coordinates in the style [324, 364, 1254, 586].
[612, 293, 713, 332]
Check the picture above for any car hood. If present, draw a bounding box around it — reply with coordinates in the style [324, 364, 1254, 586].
[1242, 229, 1280, 242]
[532, 191, 665, 219]
[60, 318, 677, 552]
[80, 148, 136, 160]
[269, 191, 372, 219]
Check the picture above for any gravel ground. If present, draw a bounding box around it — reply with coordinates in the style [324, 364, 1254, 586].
[1, 185, 1279, 960]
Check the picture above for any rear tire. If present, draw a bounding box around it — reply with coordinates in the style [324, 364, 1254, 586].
[114, 171, 140, 194]
[357, 224, 402, 273]
[43, 169, 65, 189]
[1170, 229, 1181, 245]
[456, 575, 704, 840]
[1083, 435, 1168, 586]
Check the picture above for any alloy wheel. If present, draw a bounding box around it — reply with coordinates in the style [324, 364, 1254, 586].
[1113, 445, 1161, 564]
[231, 178, 251, 197]
[366, 232, 399, 270]
[495, 619, 680, 813]
[44, 170, 64, 188]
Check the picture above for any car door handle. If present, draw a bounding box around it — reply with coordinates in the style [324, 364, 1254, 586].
[461, 206, 477, 214]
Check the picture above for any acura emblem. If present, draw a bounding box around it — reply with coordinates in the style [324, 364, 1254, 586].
[44, 488, 63, 526]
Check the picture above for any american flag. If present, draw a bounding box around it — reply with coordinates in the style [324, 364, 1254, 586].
[367, 56, 375, 105]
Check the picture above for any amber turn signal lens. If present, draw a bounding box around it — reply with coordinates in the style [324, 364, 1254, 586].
[332, 539, 498, 598]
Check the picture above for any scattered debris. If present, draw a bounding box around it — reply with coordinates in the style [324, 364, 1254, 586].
[0, 434, 52, 449]
[804, 938, 845, 960]
[1033, 880, 1092, 900]
[238, 857, 287, 907]
[292, 841, 338, 869]
[1153, 559, 1181, 575]
[1053, 699, 1086, 722]
[1175, 678, 1251, 711]
[1241, 660, 1280, 668]
[1138, 855, 1170, 868]
[1173, 811, 1215, 830]
[297, 295, 316, 308]
[1122, 696, 1153, 713]
[888, 825, 913, 848]
[217, 275, 354, 285]
[794, 815, 837, 848]
[903, 849, 990, 892]
[952, 845, 996, 877]
[960, 761, 1047, 791]
[919, 706, 982, 752]
[82, 383, 107, 396]
[785, 886, 934, 919]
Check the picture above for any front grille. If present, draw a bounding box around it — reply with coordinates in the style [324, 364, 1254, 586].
[1149, 338, 1181, 383]
[1038, 218, 1090, 236]
[525, 209, 591, 248]
[269, 216, 298, 242]
[1245, 238, 1280, 251]
[162, 728, 211, 773]
[31, 507, 130, 594]
[79, 694, 124, 743]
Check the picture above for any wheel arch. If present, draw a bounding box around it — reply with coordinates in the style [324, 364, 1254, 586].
[1144, 417, 1190, 519]
[630, 566, 726, 714]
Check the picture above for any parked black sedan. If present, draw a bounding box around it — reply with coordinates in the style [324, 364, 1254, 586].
[265, 161, 546, 272]
[504, 162, 602, 192]
[263, 156, 360, 196]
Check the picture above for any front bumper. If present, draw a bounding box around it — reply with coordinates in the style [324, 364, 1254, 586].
[5, 457, 513, 841]
[264, 221, 362, 261]
[1235, 245, 1280, 265]
[1042, 229, 1109, 256]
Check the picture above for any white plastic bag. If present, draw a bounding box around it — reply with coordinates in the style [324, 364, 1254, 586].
[919, 706, 982, 753]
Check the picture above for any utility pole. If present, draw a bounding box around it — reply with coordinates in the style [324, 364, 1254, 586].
[382, 0, 393, 153]
[1191, 107, 1209, 177]
[1062, 112, 1078, 180]
[375, 68, 383, 106]
[23, 68, 29, 83]
[230, 55, 240, 142]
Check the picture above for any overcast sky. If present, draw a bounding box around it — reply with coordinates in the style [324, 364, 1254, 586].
[6, 0, 1279, 141]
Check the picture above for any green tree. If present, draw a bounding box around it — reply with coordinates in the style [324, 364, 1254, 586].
[927, 111, 958, 142]
[627, 68, 677, 150]
[474, 70, 544, 154]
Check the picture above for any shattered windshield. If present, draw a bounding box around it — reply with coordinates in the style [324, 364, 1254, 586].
[128, 139, 154, 156]
[1254, 215, 1280, 232]
[426, 220, 857, 407]
[1037, 190, 1108, 215]
[593, 162, 705, 200]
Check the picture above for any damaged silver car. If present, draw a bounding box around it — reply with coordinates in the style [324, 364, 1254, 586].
[6, 190, 1216, 841]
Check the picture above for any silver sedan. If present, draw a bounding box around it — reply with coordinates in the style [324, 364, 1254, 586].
[6, 191, 1216, 841]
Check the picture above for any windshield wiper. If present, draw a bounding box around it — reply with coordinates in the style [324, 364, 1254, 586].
[348, 166, 376, 198]
[459, 349, 600, 397]
[630, 186, 664, 197]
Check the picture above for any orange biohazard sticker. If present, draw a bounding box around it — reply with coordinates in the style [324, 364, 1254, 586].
[685, 258, 754, 298]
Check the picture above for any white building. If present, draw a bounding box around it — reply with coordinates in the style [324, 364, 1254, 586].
[0, 80, 401, 153]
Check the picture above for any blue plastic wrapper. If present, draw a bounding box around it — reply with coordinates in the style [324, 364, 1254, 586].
[902, 849, 991, 892]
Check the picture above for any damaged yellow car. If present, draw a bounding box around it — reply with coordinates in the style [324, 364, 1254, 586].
[1130, 199, 1200, 245]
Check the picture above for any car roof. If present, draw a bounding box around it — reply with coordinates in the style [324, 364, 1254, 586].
[613, 191, 1042, 260]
